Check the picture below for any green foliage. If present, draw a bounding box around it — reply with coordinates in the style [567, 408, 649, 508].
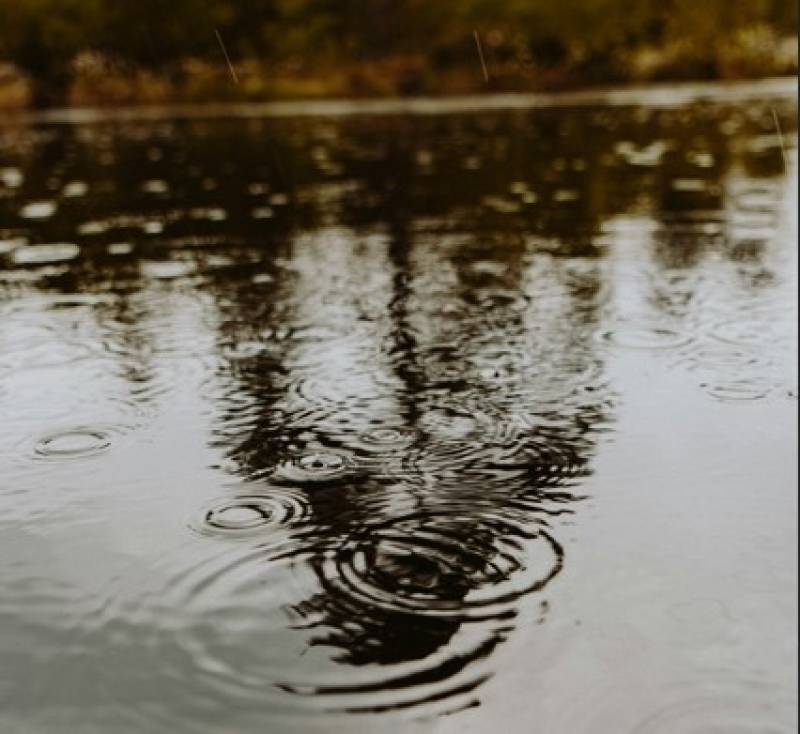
[0, 0, 102, 100]
[0, 0, 795, 105]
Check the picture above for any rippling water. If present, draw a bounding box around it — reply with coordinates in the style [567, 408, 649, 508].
[0, 79, 796, 733]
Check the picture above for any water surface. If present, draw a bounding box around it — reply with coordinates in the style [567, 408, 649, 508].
[0, 79, 797, 733]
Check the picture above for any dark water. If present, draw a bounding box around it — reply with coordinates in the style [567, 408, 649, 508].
[0, 79, 796, 734]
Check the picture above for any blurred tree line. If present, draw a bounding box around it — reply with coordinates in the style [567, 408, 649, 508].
[0, 0, 796, 106]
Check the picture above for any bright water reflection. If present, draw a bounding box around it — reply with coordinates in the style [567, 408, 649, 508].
[0, 79, 796, 733]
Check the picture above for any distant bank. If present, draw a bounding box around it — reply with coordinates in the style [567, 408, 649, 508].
[1, 37, 796, 111]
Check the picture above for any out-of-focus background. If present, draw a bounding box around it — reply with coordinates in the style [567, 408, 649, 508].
[0, 0, 796, 108]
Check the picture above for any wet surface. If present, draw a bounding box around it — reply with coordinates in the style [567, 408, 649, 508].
[0, 79, 797, 733]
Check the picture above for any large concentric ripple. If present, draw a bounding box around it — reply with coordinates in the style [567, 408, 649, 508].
[314, 512, 563, 622]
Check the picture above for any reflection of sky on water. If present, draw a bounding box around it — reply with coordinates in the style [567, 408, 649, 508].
[0, 79, 796, 732]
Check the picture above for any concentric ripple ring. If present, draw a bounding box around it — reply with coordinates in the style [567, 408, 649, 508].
[192, 487, 311, 538]
[316, 512, 563, 622]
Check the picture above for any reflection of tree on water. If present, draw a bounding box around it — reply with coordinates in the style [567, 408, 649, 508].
[146, 110, 622, 704]
[201, 197, 612, 709]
